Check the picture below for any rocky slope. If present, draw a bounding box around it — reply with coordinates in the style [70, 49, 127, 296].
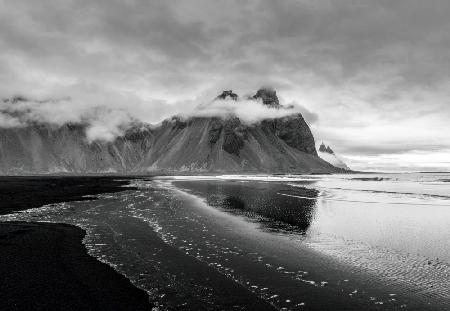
[0, 89, 344, 174]
[0, 123, 153, 174]
[317, 142, 350, 170]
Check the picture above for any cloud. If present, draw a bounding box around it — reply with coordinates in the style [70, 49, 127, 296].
[186, 97, 313, 124]
[84, 114, 129, 142]
[0, 96, 136, 142]
[286, 101, 319, 125]
[343, 150, 450, 172]
[0, 89, 318, 141]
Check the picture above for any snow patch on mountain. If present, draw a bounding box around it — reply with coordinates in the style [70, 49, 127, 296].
[317, 142, 350, 170]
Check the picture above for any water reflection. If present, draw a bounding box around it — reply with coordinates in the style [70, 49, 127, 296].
[174, 180, 318, 233]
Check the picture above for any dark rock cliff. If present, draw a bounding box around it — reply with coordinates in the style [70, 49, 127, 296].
[216, 90, 238, 101]
[261, 115, 317, 155]
[253, 88, 280, 107]
[222, 117, 248, 156]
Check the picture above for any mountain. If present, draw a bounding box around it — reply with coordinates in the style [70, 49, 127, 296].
[0, 123, 153, 174]
[0, 89, 345, 174]
[317, 142, 350, 170]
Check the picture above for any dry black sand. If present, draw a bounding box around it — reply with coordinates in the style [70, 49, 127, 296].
[0, 176, 138, 215]
[0, 221, 151, 311]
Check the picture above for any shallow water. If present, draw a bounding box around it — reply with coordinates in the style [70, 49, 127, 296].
[1, 173, 449, 310]
[172, 173, 450, 260]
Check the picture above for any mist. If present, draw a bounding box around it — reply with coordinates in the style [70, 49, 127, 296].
[0, 89, 318, 142]
[0, 96, 135, 142]
[185, 97, 315, 124]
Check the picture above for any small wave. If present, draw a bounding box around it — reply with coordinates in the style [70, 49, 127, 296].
[288, 183, 450, 201]
[350, 177, 391, 181]
[333, 187, 450, 201]
[280, 192, 450, 207]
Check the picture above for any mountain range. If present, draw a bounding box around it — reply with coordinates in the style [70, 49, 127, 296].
[0, 88, 347, 174]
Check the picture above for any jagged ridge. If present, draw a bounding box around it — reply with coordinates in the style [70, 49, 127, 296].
[317, 142, 350, 170]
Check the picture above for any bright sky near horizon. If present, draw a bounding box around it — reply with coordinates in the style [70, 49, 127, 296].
[1, 0, 450, 172]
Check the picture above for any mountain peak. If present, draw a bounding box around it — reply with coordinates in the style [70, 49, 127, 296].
[216, 90, 238, 101]
[319, 142, 335, 154]
[317, 142, 349, 170]
[253, 87, 280, 107]
[215, 87, 280, 107]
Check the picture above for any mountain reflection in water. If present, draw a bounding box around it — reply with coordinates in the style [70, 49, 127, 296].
[174, 180, 318, 233]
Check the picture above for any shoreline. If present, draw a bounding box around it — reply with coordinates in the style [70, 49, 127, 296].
[0, 176, 277, 310]
[0, 176, 152, 310]
[2, 175, 449, 309]
[168, 178, 450, 309]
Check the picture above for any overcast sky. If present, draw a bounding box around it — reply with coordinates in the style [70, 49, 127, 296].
[1, 0, 450, 171]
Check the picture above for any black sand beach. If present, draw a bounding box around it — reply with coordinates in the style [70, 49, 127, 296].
[0, 176, 151, 311]
[0, 221, 151, 311]
[0, 176, 276, 310]
[0, 176, 138, 215]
